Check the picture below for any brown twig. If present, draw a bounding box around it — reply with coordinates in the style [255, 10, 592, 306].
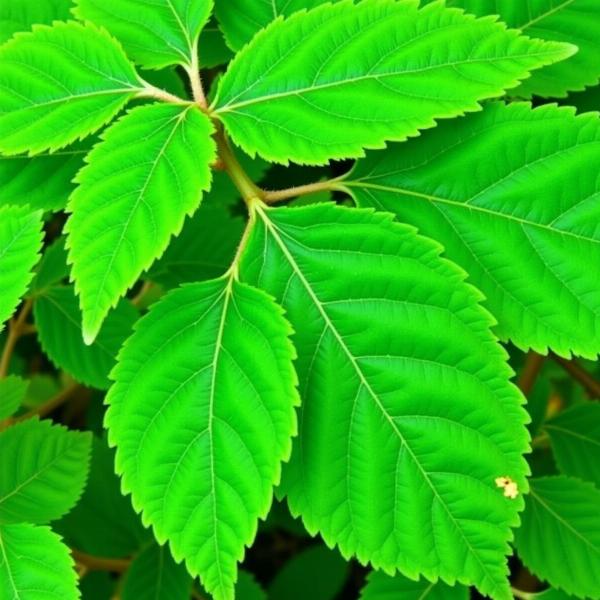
[16, 383, 83, 422]
[551, 353, 600, 399]
[72, 549, 131, 574]
[517, 351, 545, 396]
[0, 299, 33, 378]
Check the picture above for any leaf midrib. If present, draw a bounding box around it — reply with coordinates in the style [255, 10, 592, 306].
[0, 528, 20, 600]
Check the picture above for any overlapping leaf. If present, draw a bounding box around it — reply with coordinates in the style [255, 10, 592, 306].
[360, 570, 469, 600]
[106, 277, 299, 600]
[30, 237, 69, 296]
[214, 0, 574, 165]
[0, 21, 143, 155]
[0, 376, 28, 420]
[74, 0, 212, 69]
[66, 103, 215, 344]
[346, 102, 600, 359]
[240, 203, 529, 599]
[0, 0, 73, 43]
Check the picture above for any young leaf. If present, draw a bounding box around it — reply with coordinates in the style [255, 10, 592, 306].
[0, 205, 43, 331]
[240, 204, 529, 599]
[346, 102, 600, 359]
[0, 523, 80, 600]
[360, 570, 469, 600]
[545, 403, 600, 488]
[0, 21, 142, 155]
[0, 0, 73, 43]
[74, 0, 212, 70]
[514, 476, 600, 599]
[0, 375, 28, 420]
[0, 418, 92, 524]
[435, 0, 600, 98]
[106, 278, 299, 600]
[34, 286, 138, 390]
[121, 543, 192, 600]
[66, 103, 215, 344]
[213, 0, 575, 165]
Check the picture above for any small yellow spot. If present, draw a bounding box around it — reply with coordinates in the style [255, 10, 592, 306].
[495, 476, 519, 499]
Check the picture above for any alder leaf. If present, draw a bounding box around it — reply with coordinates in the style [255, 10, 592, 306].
[214, 0, 575, 165]
[360, 570, 469, 600]
[0, 0, 73, 43]
[346, 102, 600, 359]
[0, 21, 143, 155]
[66, 103, 215, 344]
[0, 376, 28, 420]
[74, 0, 213, 69]
[0, 418, 92, 524]
[0, 205, 43, 331]
[239, 203, 529, 599]
[106, 277, 299, 600]
[0, 523, 80, 600]
[545, 403, 600, 488]
[514, 476, 600, 599]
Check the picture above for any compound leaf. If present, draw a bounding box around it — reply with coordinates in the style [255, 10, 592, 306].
[347, 102, 600, 359]
[0, 523, 80, 600]
[514, 476, 600, 599]
[0, 418, 92, 524]
[66, 103, 215, 344]
[214, 0, 574, 165]
[0, 0, 73, 43]
[0, 21, 142, 155]
[0, 376, 28, 420]
[74, 0, 213, 70]
[240, 203, 529, 599]
[0, 205, 43, 331]
[545, 403, 600, 488]
[360, 570, 469, 600]
[106, 277, 299, 600]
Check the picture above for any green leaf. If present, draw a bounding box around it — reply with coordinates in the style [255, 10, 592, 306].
[214, 0, 574, 165]
[122, 543, 192, 600]
[236, 571, 266, 600]
[66, 103, 215, 344]
[268, 545, 348, 600]
[106, 277, 299, 600]
[545, 403, 600, 488]
[34, 286, 138, 389]
[74, 0, 212, 69]
[0, 21, 142, 155]
[346, 102, 600, 359]
[436, 0, 600, 98]
[0, 418, 92, 524]
[514, 476, 600, 599]
[0, 0, 73, 43]
[239, 203, 529, 599]
[360, 570, 469, 600]
[80, 572, 115, 600]
[30, 237, 69, 297]
[0, 205, 43, 331]
[199, 22, 233, 68]
[0, 523, 80, 600]
[0, 375, 28, 420]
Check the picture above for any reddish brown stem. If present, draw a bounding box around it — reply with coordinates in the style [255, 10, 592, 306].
[518, 351, 545, 396]
[72, 549, 131, 574]
[551, 353, 600, 399]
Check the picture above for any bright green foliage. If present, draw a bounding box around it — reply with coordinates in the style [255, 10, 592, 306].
[0, 205, 43, 330]
[66, 103, 215, 344]
[74, 0, 213, 69]
[122, 543, 192, 600]
[240, 204, 528, 599]
[437, 0, 600, 98]
[360, 570, 469, 599]
[0, 523, 80, 600]
[0, 418, 91, 524]
[214, 0, 574, 165]
[514, 476, 600, 599]
[347, 102, 600, 359]
[0, 0, 73, 43]
[0, 21, 143, 155]
[33, 286, 138, 389]
[545, 403, 600, 487]
[30, 238, 69, 296]
[0, 375, 28, 420]
[106, 278, 299, 600]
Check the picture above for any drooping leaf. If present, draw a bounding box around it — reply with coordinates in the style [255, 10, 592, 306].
[0, 0, 73, 43]
[0, 418, 92, 524]
[0, 205, 43, 331]
[0, 21, 143, 155]
[0, 523, 80, 600]
[514, 476, 600, 599]
[106, 277, 299, 600]
[66, 103, 215, 344]
[360, 570, 469, 600]
[30, 237, 69, 297]
[240, 203, 529, 599]
[121, 543, 192, 600]
[545, 403, 600, 487]
[74, 0, 212, 69]
[346, 102, 600, 359]
[214, 0, 574, 165]
[435, 0, 600, 98]
[34, 286, 138, 390]
[0, 375, 28, 420]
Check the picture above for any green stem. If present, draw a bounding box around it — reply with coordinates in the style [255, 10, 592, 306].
[511, 587, 535, 600]
[262, 176, 346, 204]
[138, 83, 190, 106]
[185, 40, 208, 109]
